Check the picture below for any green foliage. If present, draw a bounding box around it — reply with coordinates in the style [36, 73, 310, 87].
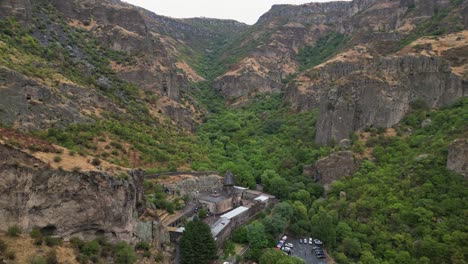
[297, 32, 349, 71]
[113, 242, 137, 264]
[198, 208, 207, 219]
[324, 98, 468, 262]
[53, 155, 62, 163]
[29, 256, 47, 264]
[197, 93, 331, 189]
[222, 240, 236, 257]
[135, 242, 150, 252]
[180, 219, 217, 264]
[232, 226, 248, 244]
[44, 236, 62, 247]
[81, 240, 101, 256]
[260, 249, 305, 264]
[7, 225, 21, 237]
[30, 229, 42, 239]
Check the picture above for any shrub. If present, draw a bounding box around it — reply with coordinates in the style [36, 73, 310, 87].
[70, 237, 84, 249]
[81, 240, 101, 256]
[135, 242, 150, 251]
[154, 252, 163, 262]
[91, 157, 101, 166]
[118, 172, 129, 181]
[0, 239, 7, 253]
[69, 150, 76, 156]
[198, 209, 207, 219]
[113, 242, 137, 264]
[30, 228, 42, 239]
[29, 255, 47, 264]
[44, 236, 62, 247]
[6, 250, 15, 260]
[7, 225, 21, 237]
[34, 238, 43, 246]
[45, 250, 58, 264]
[72, 166, 81, 172]
[53, 155, 62, 163]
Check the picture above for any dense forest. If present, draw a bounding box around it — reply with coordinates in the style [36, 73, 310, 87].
[217, 98, 468, 263]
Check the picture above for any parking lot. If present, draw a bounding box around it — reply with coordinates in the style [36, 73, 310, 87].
[282, 237, 327, 264]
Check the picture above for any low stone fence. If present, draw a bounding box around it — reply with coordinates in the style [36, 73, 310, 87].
[144, 171, 219, 179]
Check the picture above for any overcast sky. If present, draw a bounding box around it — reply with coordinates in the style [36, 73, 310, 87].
[123, 0, 342, 25]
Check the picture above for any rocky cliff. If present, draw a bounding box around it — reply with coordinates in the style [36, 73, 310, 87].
[213, 0, 462, 100]
[0, 144, 145, 242]
[313, 55, 466, 145]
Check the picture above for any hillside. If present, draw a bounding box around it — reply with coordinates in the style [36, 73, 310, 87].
[0, 0, 467, 263]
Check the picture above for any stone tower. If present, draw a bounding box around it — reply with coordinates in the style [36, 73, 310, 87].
[223, 171, 234, 194]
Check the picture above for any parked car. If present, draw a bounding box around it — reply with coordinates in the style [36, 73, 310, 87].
[309, 237, 313, 245]
[276, 241, 284, 248]
[282, 246, 291, 253]
[282, 235, 288, 241]
[285, 243, 294, 248]
[314, 239, 323, 245]
[299, 239, 302, 244]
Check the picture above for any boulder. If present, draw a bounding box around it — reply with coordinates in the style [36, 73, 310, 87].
[447, 139, 468, 178]
[303, 151, 360, 188]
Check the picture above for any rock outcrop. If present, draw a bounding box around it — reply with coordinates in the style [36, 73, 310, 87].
[0, 67, 125, 130]
[213, 0, 461, 102]
[447, 139, 468, 178]
[0, 144, 145, 242]
[303, 151, 359, 187]
[313, 56, 466, 145]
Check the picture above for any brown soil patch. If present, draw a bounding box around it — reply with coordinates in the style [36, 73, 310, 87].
[31, 146, 126, 175]
[384, 128, 397, 137]
[0, 128, 57, 153]
[68, 19, 96, 31]
[175, 61, 205, 82]
[0, 234, 78, 264]
[315, 45, 373, 69]
[0, 128, 127, 175]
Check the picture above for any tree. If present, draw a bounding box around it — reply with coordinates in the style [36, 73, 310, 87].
[260, 249, 305, 264]
[310, 208, 337, 248]
[180, 219, 216, 264]
[246, 221, 268, 250]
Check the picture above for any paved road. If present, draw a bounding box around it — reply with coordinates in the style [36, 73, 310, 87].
[283, 237, 327, 264]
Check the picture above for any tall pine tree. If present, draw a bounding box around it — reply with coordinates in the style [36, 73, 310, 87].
[180, 219, 217, 264]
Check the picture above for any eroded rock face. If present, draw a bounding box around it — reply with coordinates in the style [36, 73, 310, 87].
[0, 0, 32, 23]
[0, 67, 128, 131]
[313, 56, 466, 145]
[0, 144, 144, 242]
[447, 139, 468, 178]
[303, 151, 359, 187]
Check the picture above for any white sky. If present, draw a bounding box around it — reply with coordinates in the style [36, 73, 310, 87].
[123, 0, 343, 25]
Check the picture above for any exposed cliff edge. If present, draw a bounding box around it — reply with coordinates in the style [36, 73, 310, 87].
[0, 144, 145, 242]
[312, 56, 466, 145]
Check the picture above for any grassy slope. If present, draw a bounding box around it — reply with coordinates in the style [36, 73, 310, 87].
[0, 5, 209, 170]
